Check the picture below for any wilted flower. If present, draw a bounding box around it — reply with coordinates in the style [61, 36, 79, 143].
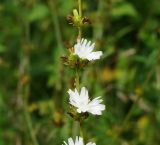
[74, 38, 103, 61]
[63, 136, 96, 145]
[68, 87, 105, 115]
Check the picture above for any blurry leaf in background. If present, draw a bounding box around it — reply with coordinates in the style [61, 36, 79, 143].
[28, 4, 49, 22]
[100, 67, 125, 82]
[28, 100, 53, 116]
[137, 115, 149, 142]
[58, 0, 75, 16]
[0, 44, 6, 53]
[111, 1, 138, 19]
[47, 47, 63, 91]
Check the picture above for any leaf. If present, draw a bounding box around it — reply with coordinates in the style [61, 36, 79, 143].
[58, 0, 75, 16]
[28, 4, 49, 22]
[111, 2, 138, 18]
[0, 44, 6, 53]
[115, 26, 133, 40]
[47, 47, 63, 90]
[137, 116, 149, 129]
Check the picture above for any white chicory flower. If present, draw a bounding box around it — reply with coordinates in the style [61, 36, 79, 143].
[63, 136, 96, 145]
[68, 87, 105, 115]
[74, 38, 103, 61]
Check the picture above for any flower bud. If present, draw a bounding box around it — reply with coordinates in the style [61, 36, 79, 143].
[73, 9, 81, 27]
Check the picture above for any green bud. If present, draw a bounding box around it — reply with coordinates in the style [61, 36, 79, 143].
[73, 9, 79, 18]
[73, 9, 81, 26]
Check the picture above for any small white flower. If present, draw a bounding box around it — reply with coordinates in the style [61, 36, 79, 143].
[74, 38, 103, 61]
[63, 136, 96, 145]
[68, 87, 105, 115]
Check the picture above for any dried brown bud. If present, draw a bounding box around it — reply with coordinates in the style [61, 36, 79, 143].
[68, 105, 89, 122]
[66, 15, 73, 25]
[61, 56, 69, 65]
[82, 17, 91, 25]
[69, 47, 74, 53]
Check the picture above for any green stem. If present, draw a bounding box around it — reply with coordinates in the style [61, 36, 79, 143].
[78, 0, 82, 38]
[24, 104, 39, 145]
[25, 19, 39, 145]
[72, 121, 79, 138]
[122, 96, 140, 127]
[76, 68, 84, 138]
[78, 27, 82, 39]
[72, 0, 83, 139]
[72, 68, 80, 137]
[79, 122, 84, 138]
[78, 0, 82, 17]
[76, 68, 80, 92]
[77, 0, 84, 139]
[75, 69, 85, 139]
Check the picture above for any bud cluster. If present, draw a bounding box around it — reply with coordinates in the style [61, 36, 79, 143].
[67, 9, 91, 27]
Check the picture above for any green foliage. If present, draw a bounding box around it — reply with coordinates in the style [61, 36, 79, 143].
[111, 1, 138, 18]
[28, 4, 49, 22]
[0, 44, 6, 52]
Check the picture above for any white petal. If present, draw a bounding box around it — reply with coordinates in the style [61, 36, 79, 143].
[67, 88, 90, 113]
[68, 138, 75, 145]
[77, 136, 83, 145]
[73, 38, 103, 61]
[87, 97, 105, 115]
[77, 108, 82, 113]
[74, 44, 81, 55]
[63, 136, 84, 145]
[63, 141, 68, 145]
[87, 42, 95, 53]
[80, 38, 84, 45]
[86, 51, 103, 60]
[86, 142, 96, 145]
[74, 88, 79, 97]
[63, 137, 74, 145]
[68, 89, 80, 107]
[80, 87, 89, 103]
[67, 87, 105, 115]
[86, 41, 91, 48]
[82, 39, 87, 49]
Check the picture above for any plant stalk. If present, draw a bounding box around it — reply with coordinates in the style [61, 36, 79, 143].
[78, 0, 82, 38]
[79, 122, 84, 138]
[72, 68, 80, 137]
[76, 68, 80, 92]
[77, 0, 85, 139]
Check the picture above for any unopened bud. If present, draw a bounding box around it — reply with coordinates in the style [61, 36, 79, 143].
[73, 9, 81, 26]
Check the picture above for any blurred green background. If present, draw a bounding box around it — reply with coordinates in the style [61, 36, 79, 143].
[0, 0, 160, 145]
